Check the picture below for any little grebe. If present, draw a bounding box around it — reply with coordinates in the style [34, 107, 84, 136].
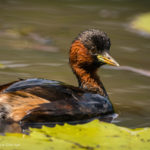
[0, 29, 119, 125]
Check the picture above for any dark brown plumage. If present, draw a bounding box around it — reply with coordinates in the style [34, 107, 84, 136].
[0, 29, 119, 129]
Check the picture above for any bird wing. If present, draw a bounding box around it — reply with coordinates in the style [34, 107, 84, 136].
[0, 80, 22, 93]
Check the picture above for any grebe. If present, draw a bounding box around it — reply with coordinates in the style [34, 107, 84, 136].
[0, 29, 119, 125]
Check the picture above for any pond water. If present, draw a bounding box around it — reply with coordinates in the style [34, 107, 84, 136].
[0, 0, 150, 129]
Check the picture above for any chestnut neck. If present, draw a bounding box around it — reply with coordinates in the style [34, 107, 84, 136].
[70, 40, 108, 97]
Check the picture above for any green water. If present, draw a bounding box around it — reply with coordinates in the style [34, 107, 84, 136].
[0, 0, 150, 128]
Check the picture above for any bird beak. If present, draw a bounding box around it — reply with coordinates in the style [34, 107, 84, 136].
[97, 52, 120, 67]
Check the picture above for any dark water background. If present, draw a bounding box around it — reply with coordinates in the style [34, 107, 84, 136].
[0, 0, 150, 128]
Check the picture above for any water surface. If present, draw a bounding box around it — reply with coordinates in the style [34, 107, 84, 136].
[0, 0, 150, 128]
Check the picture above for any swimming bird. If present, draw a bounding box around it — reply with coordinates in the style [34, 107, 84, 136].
[0, 29, 119, 126]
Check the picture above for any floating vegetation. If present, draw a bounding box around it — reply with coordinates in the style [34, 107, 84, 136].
[0, 63, 5, 69]
[0, 120, 150, 150]
[132, 13, 150, 35]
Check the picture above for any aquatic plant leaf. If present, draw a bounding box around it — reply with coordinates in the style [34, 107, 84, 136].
[132, 12, 150, 34]
[0, 120, 150, 150]
[0, 64, 5, 69]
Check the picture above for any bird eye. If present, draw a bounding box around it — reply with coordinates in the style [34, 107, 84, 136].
[90, 49, 97, 54]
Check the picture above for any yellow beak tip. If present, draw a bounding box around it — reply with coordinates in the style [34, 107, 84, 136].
[115, 63, 120, 67]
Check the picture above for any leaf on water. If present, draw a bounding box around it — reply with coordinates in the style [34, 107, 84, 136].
[0, 120, 150, 150]
[132, 12, 150, 34]
[0, 64, 5, 69]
